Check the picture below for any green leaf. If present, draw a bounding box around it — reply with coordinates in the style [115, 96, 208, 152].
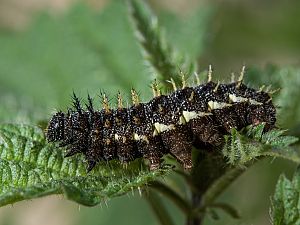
[222, 124, 299, 165]
[201, 124, 298, 223]
[271, 168, 300, 225]
[0, 124, 171, 207]
[0, 1, 213, 124]
[0, 2, 151, 115]
[128, 0, 198, 90]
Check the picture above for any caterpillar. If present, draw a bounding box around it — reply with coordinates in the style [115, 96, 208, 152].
[46, 68, 276, 171]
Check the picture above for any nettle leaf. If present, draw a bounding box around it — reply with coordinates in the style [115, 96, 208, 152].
[128, 0, 198, 89]
[271, 168, 300, 225]
[223, 124, 299, 165]
[0, 124, 171, 207]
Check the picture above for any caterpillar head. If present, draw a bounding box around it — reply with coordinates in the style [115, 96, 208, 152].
[46, 111, 65, 142]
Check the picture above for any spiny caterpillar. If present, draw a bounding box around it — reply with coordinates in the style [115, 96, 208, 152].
[46, 67, 276, 171]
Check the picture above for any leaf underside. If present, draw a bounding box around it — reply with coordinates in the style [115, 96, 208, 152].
[0, 124, 171, 207]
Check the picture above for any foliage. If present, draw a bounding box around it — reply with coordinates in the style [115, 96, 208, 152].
[0, 0, 209, 209]
[223, 124, 299, 165]
[271, 168, 300, 225]
[0, 2, 148, 113]
[0, 124, 171, 207]
[128, 0, 198, 89]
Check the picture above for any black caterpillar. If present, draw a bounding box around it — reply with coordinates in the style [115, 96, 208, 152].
[46, 69, 276, 171]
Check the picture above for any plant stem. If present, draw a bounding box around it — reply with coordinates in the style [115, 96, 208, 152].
[186, 192, 203, 225]
[201, 165, 249, 205]
[185, 149, 249, 225]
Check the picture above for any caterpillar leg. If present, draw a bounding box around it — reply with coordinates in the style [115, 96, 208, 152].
[116, 142, 137, 163]
[147, 149, 162, 171]
[190, 117, 223, 147]
[161, 128, 193, 170]
[136, 135, 164, 170]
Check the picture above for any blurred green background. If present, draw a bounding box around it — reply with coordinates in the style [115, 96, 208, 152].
[0, 0, 299, 224]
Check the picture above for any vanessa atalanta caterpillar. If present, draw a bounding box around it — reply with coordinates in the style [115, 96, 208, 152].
[46, 67, 276, 171]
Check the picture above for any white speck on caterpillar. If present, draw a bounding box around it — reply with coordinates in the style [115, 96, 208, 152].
[208, 101, 232, 110]
[154, 123, 175, 134]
